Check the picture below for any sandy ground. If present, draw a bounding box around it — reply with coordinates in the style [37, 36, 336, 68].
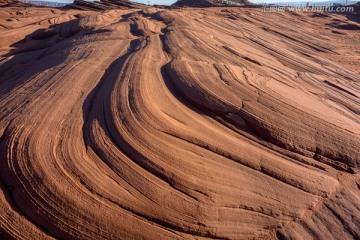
[0, 2, 359, 240]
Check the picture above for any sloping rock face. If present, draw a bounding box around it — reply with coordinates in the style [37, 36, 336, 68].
[67, 0, 146, 11]
[172, 0, 252, 7]
[0, 4, 360, 240]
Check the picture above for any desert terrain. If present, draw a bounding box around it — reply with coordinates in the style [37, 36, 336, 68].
[0, 0, 359, 239]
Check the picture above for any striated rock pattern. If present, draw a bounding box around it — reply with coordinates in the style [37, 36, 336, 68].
[172, 0, 215, 7]
[67, 0, 146, 11]
[172, 0, 252, 7]
[0, 4, 360, 240]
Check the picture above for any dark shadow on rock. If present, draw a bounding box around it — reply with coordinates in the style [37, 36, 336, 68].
[0, 16, 100, 96]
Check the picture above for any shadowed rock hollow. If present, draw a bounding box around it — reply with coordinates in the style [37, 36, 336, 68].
[0, 1, 360, 240]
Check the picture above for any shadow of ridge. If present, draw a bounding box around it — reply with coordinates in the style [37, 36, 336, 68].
[0, 8, 145, 96]
[81, 38, 226, 239]
[82, 37, 140, 128]
[0, 9, 120, 95]
[0, 134, 58, 239]
[0, 23, 85, 97]
[1, 16, 86, 58]
[0, 26, 138, 240]
[0, 179, 57, 239]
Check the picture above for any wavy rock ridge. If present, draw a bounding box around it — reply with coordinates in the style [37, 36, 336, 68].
[0, 4, 359, 240]
[68, 0, 146, 11]
[172, 0, 252, 7]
